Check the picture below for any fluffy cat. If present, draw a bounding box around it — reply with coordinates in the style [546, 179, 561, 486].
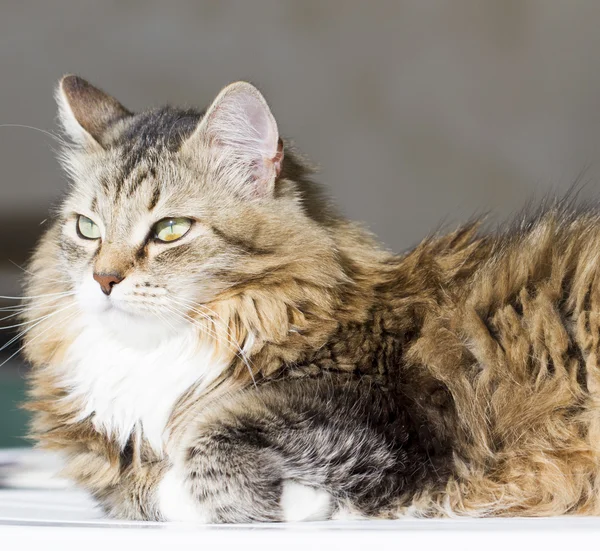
[18, 75, 600, 522]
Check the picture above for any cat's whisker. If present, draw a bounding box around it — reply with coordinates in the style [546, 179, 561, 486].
[0, 326, 34, 355]
[0, 305, 28, 313]
[171, 297, 239, 338]
[8, 258, 70, 283]
[0, 305, 77, 331]
[0, 297, 71, 310]
[183, 302, 258, 387]
[0, 293, 76, 317]
[170, 298, 255, 364]
[0, 291, 76, 301]
[147, 304, 181, 334]
[0, 310, 78, 369]
[0, 302, 77, 355]
[164, 303, 244, 357]
[0, 123, 68, 146]
[0, 311, 27, 322]
[164, 306, 257, 384]
[0, 303, 67, 315]
[168, 299, 243, 349]
[173, 297, 254, 355]
[167, 299, 256, 384]
[0, 302, 67, 315]
[8, 260, 73, 285]
[162, 303, 255, 380]
[162, 304, 224, 345]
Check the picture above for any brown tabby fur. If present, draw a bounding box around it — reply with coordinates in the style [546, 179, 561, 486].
[20, 77, 600, 520]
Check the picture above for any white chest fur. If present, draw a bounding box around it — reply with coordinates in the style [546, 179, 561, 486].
[61, 318, 226, 454]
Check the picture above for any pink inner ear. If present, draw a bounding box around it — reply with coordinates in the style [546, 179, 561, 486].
[245, 100, 272, 146]
[206, 86, 282, 190]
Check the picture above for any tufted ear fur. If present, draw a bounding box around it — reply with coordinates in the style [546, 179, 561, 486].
[185, 81, 284, 198]
[56, 75, 132, 148]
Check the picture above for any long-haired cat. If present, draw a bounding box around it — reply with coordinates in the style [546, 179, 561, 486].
[16, 75, 600, 521]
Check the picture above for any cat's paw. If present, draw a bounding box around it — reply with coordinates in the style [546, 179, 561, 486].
[157, 468, 209, 523]
[331, 506, 367, 521]
[280, 481, 332, 522]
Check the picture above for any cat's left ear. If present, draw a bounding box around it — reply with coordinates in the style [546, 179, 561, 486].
[184, 82, 284, 197]
[56, 75, 132, 149]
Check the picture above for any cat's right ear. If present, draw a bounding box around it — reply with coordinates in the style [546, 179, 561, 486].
[182, 81, 283, 199]
[56, 75, 132, 149]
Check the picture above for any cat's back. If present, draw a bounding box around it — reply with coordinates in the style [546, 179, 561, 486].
[400, 204, 600, 515]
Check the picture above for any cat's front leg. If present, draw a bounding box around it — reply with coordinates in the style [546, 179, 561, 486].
[98, 459, 169, 521]
[158, 425, 333, 523]
[157, 377, 412, 523]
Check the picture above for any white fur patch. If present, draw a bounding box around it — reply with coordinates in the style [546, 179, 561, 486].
[62, 283, 227, 453]
[280, 481, 332, 522]
[331, 507, 367, 521]
[157, 468, 208, 522]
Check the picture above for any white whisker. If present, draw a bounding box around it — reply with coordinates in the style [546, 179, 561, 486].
[0, 306, 75, 331]
[0, 294, 76, 320]
[166, 304, 259, 385]
[163, 305, 222, 344]
[0, 311, 25, 323]
[0, 310, 78, 369]
[0, 291, 76, 301]
[8, 260, 72, 286]
[150, 305, 181, 334]
[0, 302, 77, 355]
[0, 123, 67, 146]
[167, 298, 256, 385]
[173, 298, 252, 354]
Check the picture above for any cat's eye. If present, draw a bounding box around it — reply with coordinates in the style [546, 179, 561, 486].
[77, 215, 101, 240]
[153, 217, 192, 243]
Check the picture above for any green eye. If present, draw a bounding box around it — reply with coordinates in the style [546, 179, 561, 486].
[77, 215, 101, 240]
[153, 217, 192, 243]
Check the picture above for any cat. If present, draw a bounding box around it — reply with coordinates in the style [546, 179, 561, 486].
[17, 75, 600, 522]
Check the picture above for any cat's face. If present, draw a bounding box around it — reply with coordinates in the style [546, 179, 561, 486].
[52, 77, 301, 337]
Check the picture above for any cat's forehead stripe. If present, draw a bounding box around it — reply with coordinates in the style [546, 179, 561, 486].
[99, 173, 111, 193]
[108, 110, 200, 200]
[148, 184, 161, 211]
[115, 107, 202, 153]
[126, 169, 149, 197]
[82, 108, 202, 206]
[114, 152, 141, 196]
[108, 161, 156, 205]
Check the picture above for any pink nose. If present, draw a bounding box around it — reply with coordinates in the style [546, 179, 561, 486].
[93, 272, 124, 296]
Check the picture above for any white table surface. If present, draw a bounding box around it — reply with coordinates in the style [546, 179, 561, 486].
[1, 448, 599, 550]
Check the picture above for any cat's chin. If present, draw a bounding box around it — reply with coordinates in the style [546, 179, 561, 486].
[85, 303, 183, 349]
[75, 277, 183, 347]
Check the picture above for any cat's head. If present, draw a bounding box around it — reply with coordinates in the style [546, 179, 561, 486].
[39, 76, 341, 343]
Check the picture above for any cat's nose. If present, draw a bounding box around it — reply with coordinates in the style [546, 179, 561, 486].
[93, 272, 124, 296]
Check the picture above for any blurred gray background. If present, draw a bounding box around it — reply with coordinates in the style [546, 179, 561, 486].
[2, 0, 600, 446]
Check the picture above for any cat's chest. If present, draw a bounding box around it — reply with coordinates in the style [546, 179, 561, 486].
[62, 325, 225, 453]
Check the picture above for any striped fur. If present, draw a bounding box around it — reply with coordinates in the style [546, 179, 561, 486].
[20, 76, 600, 522]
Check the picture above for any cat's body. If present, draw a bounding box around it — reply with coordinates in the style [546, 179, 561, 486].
[20, 76, 600, 522]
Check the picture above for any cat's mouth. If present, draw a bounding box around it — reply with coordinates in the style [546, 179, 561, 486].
[103, 298, 136, 316]
[101, 294, 179, 328]
[79, 284, 157, 320]
[81, 276, 165, 317]
[92, 304, 182, 346]
[102, 296, 156, 317]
